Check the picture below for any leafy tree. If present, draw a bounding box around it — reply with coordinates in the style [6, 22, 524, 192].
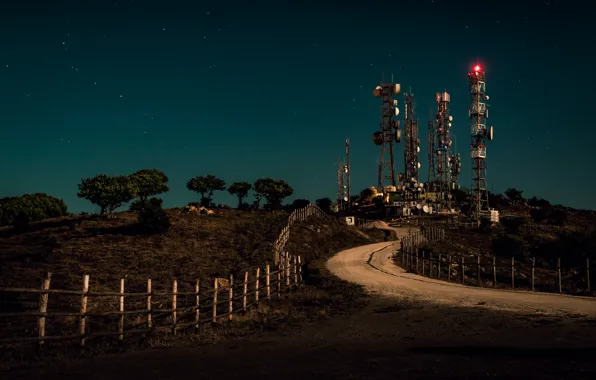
[129, 169, 169, 208]
[253, 178, 294, 210]
[501, 216, 526, 234]
[359, 188, 375, 203]
[186, 175, 226, 207]
[349, 195, 360, 204]
[504, 188, 524, 202]
[228, 182, 252, 208]
[285, 198, 310, 213]
[0, 193, 68, 228]
[530, 206, 552, 223]
[528, 196, 551, 208]
[316, 197, 333, 213]
[77, 174, 135, 215]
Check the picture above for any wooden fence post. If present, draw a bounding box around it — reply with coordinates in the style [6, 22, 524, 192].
[511, 258, 515, 290]
[228, 275, 233, 321]
[147, 279, 152, 330]
[461, 257, 465, 285]
[212, 278, 218, 324]
[266, 264, 271, 300]
[293, 256, 298, 285]
[194, 280, 200, 332]
[557, 258, 562, 293]
[477, 255, 481, 287]
[429, 252, 433, 277]
[172, 280, 177, 336]
[447, 255, 452, 282]
[416, 249, 419, 274]
[119, 279, 124, 342]
[285, 254, 291, 288]
[531, 258, 535, 291]
[587, 258, 591, 292]
[493, 256, 497, 287]
[38, 272, 51, 350]
[79, 274, 89, 347]
[277, 262, 281, 298]
[255, 268, 260, 304]
[243, 271, 248, 313]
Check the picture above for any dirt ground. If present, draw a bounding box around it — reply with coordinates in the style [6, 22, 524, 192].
[6, 236, 596, 380]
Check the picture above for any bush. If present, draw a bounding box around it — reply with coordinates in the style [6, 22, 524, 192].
[492, 234, 525, 260]
[137, 198, 171, 233]
[501, 216, 525, 234]
[0, 193, 68, 227]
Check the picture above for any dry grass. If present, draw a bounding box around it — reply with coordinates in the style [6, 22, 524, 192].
[0, 208, 384, 370]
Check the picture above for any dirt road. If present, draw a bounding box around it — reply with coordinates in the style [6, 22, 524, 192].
[6, 235, 596, 380]
[327, 238, 596, 317]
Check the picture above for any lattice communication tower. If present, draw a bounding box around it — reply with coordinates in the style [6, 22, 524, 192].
[402, 92, 421, 200]
[435, 91, 455, 211]
[372, 82, 401, 191]
[336, 138, 351, 211]
[469, 64, 494, 220]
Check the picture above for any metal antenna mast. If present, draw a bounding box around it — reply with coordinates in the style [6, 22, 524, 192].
[372, 81, 401, 192]
[427, 108, 437, 192]
[403, 91, 420, 201]
[435, 91, 454, 212]
[336, 160, 344, 211]
[468, 64, 494, 221]
[345, 138, 351, 208]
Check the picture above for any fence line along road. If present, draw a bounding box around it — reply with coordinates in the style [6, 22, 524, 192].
[0, 204, 327, 352]
[399, 226, 593, 296]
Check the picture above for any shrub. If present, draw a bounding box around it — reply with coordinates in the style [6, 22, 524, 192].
[492, 234, 525, 260]
[501, 216, 525, 234]
[137, 198, 171, 233]
[0, 193, 68, 227]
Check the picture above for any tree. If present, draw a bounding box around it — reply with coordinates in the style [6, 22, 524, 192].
[505, 188, 524, 202]
[129, 169, 169, 208]
[0, 193, 68, 228]
[316, 197, 333, 213]
[285, 198, 310, 213]
[253, 178, 294, 210]
[528, 196, 551, 208]
[137, 197, 171, 233]
[359, 188, 375, 203]
[186, 175, 226, 207]
[77, 174, 136, 215]
[228, 182, 252, 208]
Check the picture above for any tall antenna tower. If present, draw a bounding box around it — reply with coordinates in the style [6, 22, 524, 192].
[336, 160, 345, 211]
[372, 81, 401, 192]
[468, 64, 494, 221]
[345, 138, 351, 208]
[450, 135, 462, 192]
[427, 117, 437, 192]
[435, 91, 454, 212]
[403, 91, 421, 200]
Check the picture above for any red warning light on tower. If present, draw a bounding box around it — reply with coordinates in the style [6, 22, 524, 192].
[474, 64, 481, 72]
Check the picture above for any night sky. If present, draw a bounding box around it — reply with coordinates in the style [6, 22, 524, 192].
[1, 0, 594, 213]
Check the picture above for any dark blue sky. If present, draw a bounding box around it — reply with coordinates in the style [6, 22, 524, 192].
[1, 0, 594, 212]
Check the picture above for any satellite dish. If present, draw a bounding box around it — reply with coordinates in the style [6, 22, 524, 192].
[394, 107, 400, 116]
[416, 203, 422, 210]
[393, 83, 401, 95]
[448, 122, 452, 127]
[343, 197, 348, 201]
[393, 99, 398, 106]
[448, 115, 453, 121]
[395, 128, 401, 142]
[489, 126, 494, 141]
[417, 162, 421, 169]
[417, 146, 420, 153]
[373, 86, 382, 98]
[372, 131, 383, 145]
[423, 205, 429, 213]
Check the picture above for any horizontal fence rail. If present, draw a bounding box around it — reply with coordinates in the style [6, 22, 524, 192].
[0, 203, 324, 352]
[397, 226, 593, 296]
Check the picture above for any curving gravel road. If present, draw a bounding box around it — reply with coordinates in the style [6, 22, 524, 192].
[327, 229, 596, 317]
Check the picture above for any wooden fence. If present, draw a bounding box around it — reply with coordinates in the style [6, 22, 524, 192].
[0, 203, 327, 351]
[273, 204, 326, 264]
[0, 252, 302, 349]
[398, 227, 593, 295]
